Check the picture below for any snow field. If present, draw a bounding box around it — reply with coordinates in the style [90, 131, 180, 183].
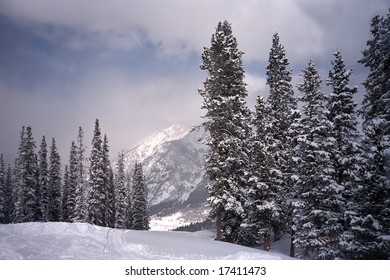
[0, 222, 290, 260]
[0, 223, 388, 280]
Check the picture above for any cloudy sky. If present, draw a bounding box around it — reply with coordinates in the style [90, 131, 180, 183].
[0, 0, 388, 164]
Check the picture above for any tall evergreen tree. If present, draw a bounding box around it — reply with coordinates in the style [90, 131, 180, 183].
[292, 61, 344, 259]
[24, 127, 39, 222]
[242, 96, 271, 247]
[4, 164, 13, 223]
[131, 162, 149, 230]
[199, 20, 253, 243]
[12, 126, 26, 223]
[263, 33, 299, 247]
[48, 138, 62, 222]
[326, 50, 361, 196]
[125, 173, 133, 229]
[13, 127, 26, 223]
[67, 141, 79, 222]
[62, 165, 70, 222]
[0, 154, 5, 223]
[326, 50, 363, 258]
[38, 135, 49, 221]
[88, 119, 106, 227]
[75, 127, 86, 222]
[356, 10, 390, 259]
[102, 135, 115, 227]
[114, 151, 127, 229]
[14, 126, 39, 223]
[107, 169, 115, 227]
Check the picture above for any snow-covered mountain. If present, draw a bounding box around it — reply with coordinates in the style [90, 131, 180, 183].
[121, 124, 209, 229]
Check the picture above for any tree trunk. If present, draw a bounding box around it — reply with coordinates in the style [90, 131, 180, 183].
[215, 206, 222, 241]
[263, 212, 271, 251]
[290, 229, 295, 257]
[263, 230, 271, 251]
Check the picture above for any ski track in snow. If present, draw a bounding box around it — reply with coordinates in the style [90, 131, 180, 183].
[0, 222, 291, 260]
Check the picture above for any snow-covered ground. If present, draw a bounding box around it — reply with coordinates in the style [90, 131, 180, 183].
[1, 223, 388, 280]
[0, 222, 291, 260]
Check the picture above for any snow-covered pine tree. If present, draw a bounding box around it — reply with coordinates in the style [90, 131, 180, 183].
[292, 61, 345, 259]
[326, 50, 361, 197]
[199, 20, 253, 244]
[25, 127, 40, 222]
[4, 164, 13, 223]
[35, 139, 43, 222]
[66, 141, 78, 222]
[356, 11, 390, 259]
[48, 138, 62, 222]
[14, 126, 39, 223]
[75, 127, 86, 222]
[62, 165, 70, 222]
[38, 135, 49, 221]
[24, 127, 39, 222]
[0, 154, 5, 223]
[242, 96, 272, 247]
[12, 127, 26, 223]
[263, 33, 299, 246]
[125, 173, 133, 229]
[131, 162, 149, 230]
[88, 119, 106, 227]
[114, 151, 127, 229]
[102, 135, 115, 228]
[108, 169, 115, 227]
[326, 50, 364, 258]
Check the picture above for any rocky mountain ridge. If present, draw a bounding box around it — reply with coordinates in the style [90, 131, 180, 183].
[120, 124, 210, 229]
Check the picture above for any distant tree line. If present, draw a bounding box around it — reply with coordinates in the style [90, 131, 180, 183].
[0, 119, 149, 231]
[172, 218, 214, 232]
[199, 11, 389, 259]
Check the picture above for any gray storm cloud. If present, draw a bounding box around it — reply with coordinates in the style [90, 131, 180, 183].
[0, 0, 387, 163]
[1, 0, 386, 61]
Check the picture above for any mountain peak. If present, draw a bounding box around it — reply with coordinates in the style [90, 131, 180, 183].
[125, 124, 190, 163]
[158, 124, 190, 141]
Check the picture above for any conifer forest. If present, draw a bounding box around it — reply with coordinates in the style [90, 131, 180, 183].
[0, 120, 150, 232]
[198, 12, 389, 259]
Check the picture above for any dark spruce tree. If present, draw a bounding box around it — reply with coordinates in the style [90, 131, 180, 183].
[131, 162, 149, 230]
[0, 154, 5, 223]
[88, 119, 106, 227]
[38, 135, 49, 221]
[327, 50, 361, 199]
[125, 173, 133, 229]
[199, 20, 253, 244]
[24, 127, 39, 222]
[242, 96, 271, 247]
[114, 151, 127, 229]
[326, 50, 364, 258]
[102, 135, 115, 228]
[62, 165, 70, 222]
[4, 164, 13, 223]
[67, 141, 79, 222]
[356, 11, 390, 259]
[292, 61, 344, 259]
[75, 127, 86, 222]
[264, 33, 299, 248]
[48, 138, 62, 222]
[14, 127, 39, 223]
[13, 127, 26, 223]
